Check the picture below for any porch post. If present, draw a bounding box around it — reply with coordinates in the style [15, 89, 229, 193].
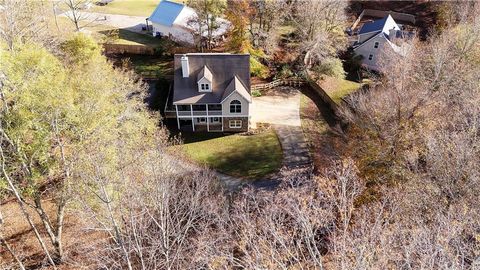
[221, 117, 224, 132]
[190, 104, 195, 131]
[206, 104, 209, 132]
[175, 105, 180, 129]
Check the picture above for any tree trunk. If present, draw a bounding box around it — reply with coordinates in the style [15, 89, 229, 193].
[0, 211, 26, 270]
[0, 146, 57, 269]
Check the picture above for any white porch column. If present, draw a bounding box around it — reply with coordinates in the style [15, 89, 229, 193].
[206, 104, 209, 132]
[190, 104, 195, 131]
[175, 105, 180, 129]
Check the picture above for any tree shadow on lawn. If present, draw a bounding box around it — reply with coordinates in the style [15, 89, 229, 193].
[202, 134, 283, 179]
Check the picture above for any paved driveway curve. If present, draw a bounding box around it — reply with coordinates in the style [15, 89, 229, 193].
[218, 87, 313, 191]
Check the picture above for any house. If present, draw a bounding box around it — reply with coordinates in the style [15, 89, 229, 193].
[147, 0, 228, 45]
[352, 15, 412, 71]
[167, 53, 252, 132]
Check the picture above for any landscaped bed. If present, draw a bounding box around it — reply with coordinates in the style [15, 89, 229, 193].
[175, 129, 283, 179]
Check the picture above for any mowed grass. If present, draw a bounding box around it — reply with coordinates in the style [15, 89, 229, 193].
[92, 0, 161, 16]
[126, 54, 173, 77]
[320, 76, 362, 104]
[92, 0, 186, 16]
[98, 28, 166, 47]
[176, 130, 283, 179]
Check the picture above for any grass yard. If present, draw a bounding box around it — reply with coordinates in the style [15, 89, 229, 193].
[92, 0, 162, 16]
[91, 0, 184, 16]
[319, 76, 362, 104]
[176, 130, 283, 179]
[97, 28, 166, 47]
[128, 55, 173, 76]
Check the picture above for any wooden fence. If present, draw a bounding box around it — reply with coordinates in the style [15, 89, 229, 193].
[102, 43, 155, 55]
[351, 9, 416, 30]
[251, 78, 306, 91]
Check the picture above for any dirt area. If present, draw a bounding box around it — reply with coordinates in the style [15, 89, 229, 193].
[0, 198, 103, 269]
[348, 1, 441, 39]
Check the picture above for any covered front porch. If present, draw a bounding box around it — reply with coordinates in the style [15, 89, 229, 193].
[177, 117, 224, 132]
[175, 104, 224, 132]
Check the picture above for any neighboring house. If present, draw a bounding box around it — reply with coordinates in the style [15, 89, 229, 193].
[167, 53, 252, 132]
[147, 0, 228, 45]
[352, 15, 411, 71]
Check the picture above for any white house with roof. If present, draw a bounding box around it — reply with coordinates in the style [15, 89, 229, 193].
[147, 0, 229, 45]
[164, 53, 252, 132]
[353, 15, 411, 71]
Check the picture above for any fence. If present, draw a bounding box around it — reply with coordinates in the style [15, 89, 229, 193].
[251, 78, 306, 91]
[351, 9, 416, 30]
[102, 43, 155, 55]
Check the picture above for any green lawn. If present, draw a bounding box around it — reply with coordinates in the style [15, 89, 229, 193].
[320, 76, 362, 104]
[176, 130, 283, 179]
[126, 54, 173, 77]
[98, 28, 166, 47]
[92, 0, 184, 16]
[92, 0, 161, 16]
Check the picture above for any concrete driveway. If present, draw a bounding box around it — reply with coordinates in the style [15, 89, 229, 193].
[250, 87, 301, 128]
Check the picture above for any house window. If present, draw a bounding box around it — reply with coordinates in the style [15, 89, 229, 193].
[368, 54, 374, 61]
[229, 120, 242, 128]
[374, 42, 379, 49]
[208, 104, 222, 111]
[200, 83, 210, 91]
[197, 117, 206, 123]
[230, 100, 241, 113]
[211, 117, 220, 123]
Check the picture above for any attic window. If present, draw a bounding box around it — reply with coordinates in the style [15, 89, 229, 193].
[368, 54, 374, 61]
[199, 83, 211, 92]
[374, 42, 379, 49]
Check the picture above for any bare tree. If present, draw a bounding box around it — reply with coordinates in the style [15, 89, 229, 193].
[290, 0, 348, 69]
[62, 0, 98, 31]
[0, 0, 49, 50]
[75, 139, 229, 269]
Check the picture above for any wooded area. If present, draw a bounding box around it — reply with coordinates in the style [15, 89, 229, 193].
[1, 0, 479, 269]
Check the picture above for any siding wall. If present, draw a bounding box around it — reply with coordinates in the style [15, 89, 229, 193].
[354, 35, 389, 71]
[221, 92, 250, 117]
[151, 22, 194, 44]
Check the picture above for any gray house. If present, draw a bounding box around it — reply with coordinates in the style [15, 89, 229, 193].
[353, 15, 411, 71]
[167, 53, 252, 132]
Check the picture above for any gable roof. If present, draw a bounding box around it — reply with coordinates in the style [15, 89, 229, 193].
[221, 76, 252, 103]
[173, 54, 251, 104]
[197, 65, 213, 82]
[358, 15, 400, 35]
[149, 0, 185, 26]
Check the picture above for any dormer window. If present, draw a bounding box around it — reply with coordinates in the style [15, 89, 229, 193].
[197, 65, 213, 92]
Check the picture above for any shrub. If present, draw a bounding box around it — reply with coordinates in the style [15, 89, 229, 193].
[312, 57, 345, 79]
[250, 57, 269, 79]
[252, 90, 262, 97]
